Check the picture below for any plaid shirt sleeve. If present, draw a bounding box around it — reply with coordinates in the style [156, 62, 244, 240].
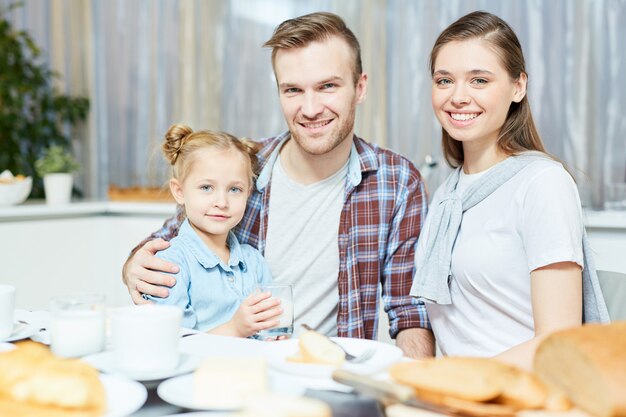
[384, 165, 431, 337]
[130, 204, 186, 255]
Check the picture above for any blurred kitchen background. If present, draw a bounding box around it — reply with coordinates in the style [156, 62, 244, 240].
[2, 0, 625, 208]
[1, 0, 625, 310]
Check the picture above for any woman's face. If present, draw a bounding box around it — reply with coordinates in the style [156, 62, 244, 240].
[431, 39, 526, 152]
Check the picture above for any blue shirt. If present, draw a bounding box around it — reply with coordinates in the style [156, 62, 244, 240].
[146, 219, 273, 331]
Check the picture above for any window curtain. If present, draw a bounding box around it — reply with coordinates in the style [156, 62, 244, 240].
[3, 0, 625, 209]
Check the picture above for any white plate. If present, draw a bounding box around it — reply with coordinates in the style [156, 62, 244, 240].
[0, 321, 39, 342]
[83, 351, 201, 382]
[160, 413, 235, 417]
[157, 374, 241, 411]
[101, 374, 147, 417]
[265, 337, 403, 378]
[0, 342, 16, 352]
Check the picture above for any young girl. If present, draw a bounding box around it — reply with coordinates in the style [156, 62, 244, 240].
[411, 11, 609, 369]
[145, 124, 282, 337]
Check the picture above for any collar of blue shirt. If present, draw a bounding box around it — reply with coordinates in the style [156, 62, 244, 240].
[177, 219, 248, 272]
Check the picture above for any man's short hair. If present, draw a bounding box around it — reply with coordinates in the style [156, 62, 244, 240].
[263, 11, 363, 85]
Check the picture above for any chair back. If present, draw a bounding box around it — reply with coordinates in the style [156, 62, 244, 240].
[597, 270, 626, 321]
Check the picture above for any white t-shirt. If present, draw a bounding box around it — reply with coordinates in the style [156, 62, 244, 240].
[264, 157, 347, 337]
[421, 159, 584, 357]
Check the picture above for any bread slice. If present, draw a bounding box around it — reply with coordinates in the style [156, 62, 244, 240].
[418, 390, 518, 417]
[389, 358, 505, 402]
[390, 357, 553, 412]
[0, 398, 103, 417]
[298, 330, 345, 367]
[0, 341, 105, 417]
[534, 322, 626, 417]
[492, 363, 548, 409]
[286, 350, 307, 363]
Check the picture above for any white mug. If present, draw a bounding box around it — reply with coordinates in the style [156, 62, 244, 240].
[110, 305, 182, 374]
[49, 294, 105, 358]
[0, 285, 16, 340]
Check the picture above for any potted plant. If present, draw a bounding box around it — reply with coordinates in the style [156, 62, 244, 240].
[35, 145, 81, 205]
[0, 4, 89, 199]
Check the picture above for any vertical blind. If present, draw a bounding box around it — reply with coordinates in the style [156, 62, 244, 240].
[3, 0, 625, 209]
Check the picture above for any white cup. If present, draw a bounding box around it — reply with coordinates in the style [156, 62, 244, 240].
[0, 285, 16, 340]
[49, 294, 105, 358]
[110, 305, 182, 374]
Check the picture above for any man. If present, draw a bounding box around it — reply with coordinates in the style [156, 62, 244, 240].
[122, 12, 434, 357]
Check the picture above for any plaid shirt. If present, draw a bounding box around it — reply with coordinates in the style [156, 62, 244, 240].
[143, 132, 430, 339]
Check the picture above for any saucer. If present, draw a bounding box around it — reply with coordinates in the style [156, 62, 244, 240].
[82, 351, 201, 382]
[157, 374, 241, 411]
[0, 321, 39, 343]
[0, 342, 16, 352]
[100, 374, 147, 417]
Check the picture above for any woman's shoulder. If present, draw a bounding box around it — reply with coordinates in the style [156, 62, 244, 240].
[520, 156, 567, 174]
[517, 158, 582, 216]
[520, 158, 576, 189]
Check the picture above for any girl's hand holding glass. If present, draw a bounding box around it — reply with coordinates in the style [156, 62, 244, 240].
[226, 290, 283, 338]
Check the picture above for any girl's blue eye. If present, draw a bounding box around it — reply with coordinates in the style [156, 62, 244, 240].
[229, 187, 243, 193]
[435, 78, 452, 86]
[200, 185, 213, 191]
[472, 78, 488, 85]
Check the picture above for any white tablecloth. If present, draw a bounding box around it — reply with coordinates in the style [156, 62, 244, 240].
[12, 309, 388, 417]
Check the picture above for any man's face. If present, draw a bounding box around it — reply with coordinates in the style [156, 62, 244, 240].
[274, 36, 367, 156]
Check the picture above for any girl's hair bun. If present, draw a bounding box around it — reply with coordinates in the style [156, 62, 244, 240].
[163, 124, 194, 164]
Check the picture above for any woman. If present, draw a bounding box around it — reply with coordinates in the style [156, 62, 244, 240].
[411, 11, 609, 370]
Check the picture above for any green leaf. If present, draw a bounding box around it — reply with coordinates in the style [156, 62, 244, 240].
[0, 2, 89, 198]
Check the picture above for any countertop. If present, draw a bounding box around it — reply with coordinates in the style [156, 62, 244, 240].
[583, 209, 626, 230]
[1, 200, 626, 230]
[0, 200, 177, 221]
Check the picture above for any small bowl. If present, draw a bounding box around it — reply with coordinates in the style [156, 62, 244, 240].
[0, 176, 32, 206]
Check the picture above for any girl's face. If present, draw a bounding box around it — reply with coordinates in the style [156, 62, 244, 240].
[170, 147, 251, 246]
[431, 39, 526, 152]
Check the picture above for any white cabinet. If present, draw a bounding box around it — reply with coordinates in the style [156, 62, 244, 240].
[1, 202, 175, 309]
[585, 211, 626, 274]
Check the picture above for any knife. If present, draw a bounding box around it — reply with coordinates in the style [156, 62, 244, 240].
[331, 369, 460, 416]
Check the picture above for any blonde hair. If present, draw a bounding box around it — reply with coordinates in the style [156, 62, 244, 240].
[263, 11, 362, 85]
[162, 124, 259, 185]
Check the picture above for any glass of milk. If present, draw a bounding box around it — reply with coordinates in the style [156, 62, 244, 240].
[257, 284, 293, 340]
[49, 294, 105, 358]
